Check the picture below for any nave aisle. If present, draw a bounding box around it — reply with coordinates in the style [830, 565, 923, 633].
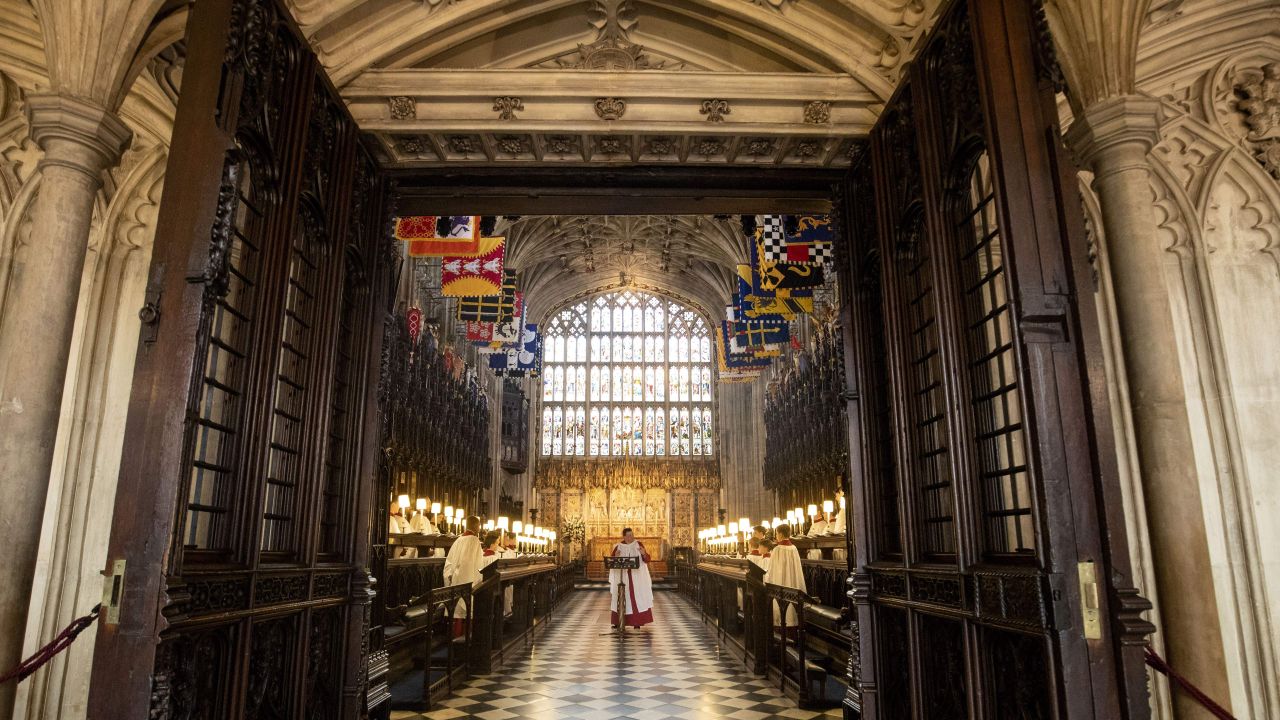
[392, 590, 842, 720]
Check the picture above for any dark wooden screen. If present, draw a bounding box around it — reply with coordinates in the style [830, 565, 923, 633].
[835, 0, 1153, 718]
[89, 0, 396, 717]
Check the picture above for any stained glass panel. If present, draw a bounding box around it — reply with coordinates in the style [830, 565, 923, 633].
[540, 290, 715, 457]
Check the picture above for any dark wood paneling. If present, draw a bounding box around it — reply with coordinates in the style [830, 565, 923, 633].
[89, 0, 393, 717]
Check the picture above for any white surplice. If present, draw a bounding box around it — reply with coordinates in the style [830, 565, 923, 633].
[443, 532, 483, 619]
[498, 546, 516, 615]
[389, 514, 417, 558]
[763, 541, 806, 626]
[409, 512, 436, 534]
[608, 540, 654, 627]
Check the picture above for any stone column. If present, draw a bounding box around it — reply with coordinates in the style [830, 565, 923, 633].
[0, 94, 130, 719]
[1067, 95, 1231, 719]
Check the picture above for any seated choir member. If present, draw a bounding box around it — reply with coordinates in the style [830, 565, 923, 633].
[763, 524, 807, 629]
[388, 501, 416, 558]
[409, 499, 437, 534]
[443, 515, 484, 637]
[609, 528, 655, 628]
[738, 536, 770, 611]
[832, 488, 847, 534]
[498, 531, 516, 616]
[806, 514, 829, 560]
[481, 530, 503, 567]
[747, 536, 770, 572]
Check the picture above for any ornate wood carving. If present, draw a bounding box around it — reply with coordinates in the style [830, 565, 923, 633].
[94, 0, 395, 715]
[836, 0, 1154, 716]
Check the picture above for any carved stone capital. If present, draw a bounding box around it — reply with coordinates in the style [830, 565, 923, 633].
[1065, 95, 1162, 177]
[24, 93, 132, 181]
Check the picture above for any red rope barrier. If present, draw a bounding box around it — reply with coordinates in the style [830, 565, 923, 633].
[1144, 645, 1237, 720]
[0, 604, 101, 685]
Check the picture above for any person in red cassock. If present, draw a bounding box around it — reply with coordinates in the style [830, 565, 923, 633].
[608, 528, 654, 627]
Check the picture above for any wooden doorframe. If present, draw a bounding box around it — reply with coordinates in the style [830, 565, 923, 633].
[85, 0, 1151, 716]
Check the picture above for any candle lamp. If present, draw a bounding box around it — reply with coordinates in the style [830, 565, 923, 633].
[498, 516, 509, 531]
[416, 498, 427, 514]
[807, 504, 818, 536]
[397, 494, 410, 511]
[823, 500, 834, 523]
[444, 506, 454, 534]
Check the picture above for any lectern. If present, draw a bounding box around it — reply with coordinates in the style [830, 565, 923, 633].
[602, 556, 640, 634]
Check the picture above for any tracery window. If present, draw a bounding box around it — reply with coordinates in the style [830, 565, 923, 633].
[541, 290, 714, 457]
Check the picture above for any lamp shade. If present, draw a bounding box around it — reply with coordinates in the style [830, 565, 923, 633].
[807, 504, 818, 516]
[773, 517, 782, 527]
[512, 521, 523, 534]
[397, 495, 410, 509]
[456, 508, 465, 519]
[498, 516, 509, 530]
[416, 498, 427, 511]
[717, 524, 726, 535]
[444, 505, 453, 518]
[738, 517, 750, 532]
[793, 507, 803, 521]
[762, 520, 771, 529]
[728, 521, 739, 535]
[431, 502, 441, 515]
[823, 500, 834, 514]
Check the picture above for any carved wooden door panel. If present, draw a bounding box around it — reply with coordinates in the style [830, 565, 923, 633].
[88, 0, 395, 717]
[836, 0, 1153, 718]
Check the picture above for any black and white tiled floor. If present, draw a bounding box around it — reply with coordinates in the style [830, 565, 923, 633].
[391, 589, 843, 720]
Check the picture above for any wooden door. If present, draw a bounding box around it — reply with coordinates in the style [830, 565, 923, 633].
[87, 0, 396, 717]
[835, 0, 1154, 718]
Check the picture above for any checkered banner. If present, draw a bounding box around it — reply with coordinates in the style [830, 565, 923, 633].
[754, 213, 835, 266]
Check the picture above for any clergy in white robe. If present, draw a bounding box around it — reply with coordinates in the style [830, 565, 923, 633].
[443, 517, 484, 637]
[608, 528, 654, 627]
[763, 525, 807, 628]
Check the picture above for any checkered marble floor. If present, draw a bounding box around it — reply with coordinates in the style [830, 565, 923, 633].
[391, 589, 843, 720]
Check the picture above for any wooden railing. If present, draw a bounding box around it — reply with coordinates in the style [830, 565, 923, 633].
[380, 548, 569, 711]
[688, 554, 854, 710]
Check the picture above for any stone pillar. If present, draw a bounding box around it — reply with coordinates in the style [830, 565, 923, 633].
[1067, 95, 1231, 719]
[0, 94, 130, 720]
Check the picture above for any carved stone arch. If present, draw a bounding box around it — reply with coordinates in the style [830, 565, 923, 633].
[1187, 141, 1280, 720]
[1200, 149, 1280, 260]
[100, 144, 168, 256]
[1145, 151, 1200, 258]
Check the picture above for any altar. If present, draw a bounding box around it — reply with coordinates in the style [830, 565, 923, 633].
[584, 536, 669, 581]
[534, 457, 721, 575]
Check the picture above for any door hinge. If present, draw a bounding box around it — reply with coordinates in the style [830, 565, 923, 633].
[1077, 561, 1102, 640]
[101, 559, 126, 625]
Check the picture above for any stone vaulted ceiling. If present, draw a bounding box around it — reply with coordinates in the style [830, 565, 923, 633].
[287, 0, 944, 168]
[502, 215, 746, 322]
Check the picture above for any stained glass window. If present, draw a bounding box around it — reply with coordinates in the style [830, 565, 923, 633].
[540, 290, 714, 456]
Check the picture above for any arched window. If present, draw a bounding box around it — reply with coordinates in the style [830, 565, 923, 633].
[541, 290, 714, 457]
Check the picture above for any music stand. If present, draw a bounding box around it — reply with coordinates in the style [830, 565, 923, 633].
[602, 556, 640, 635]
